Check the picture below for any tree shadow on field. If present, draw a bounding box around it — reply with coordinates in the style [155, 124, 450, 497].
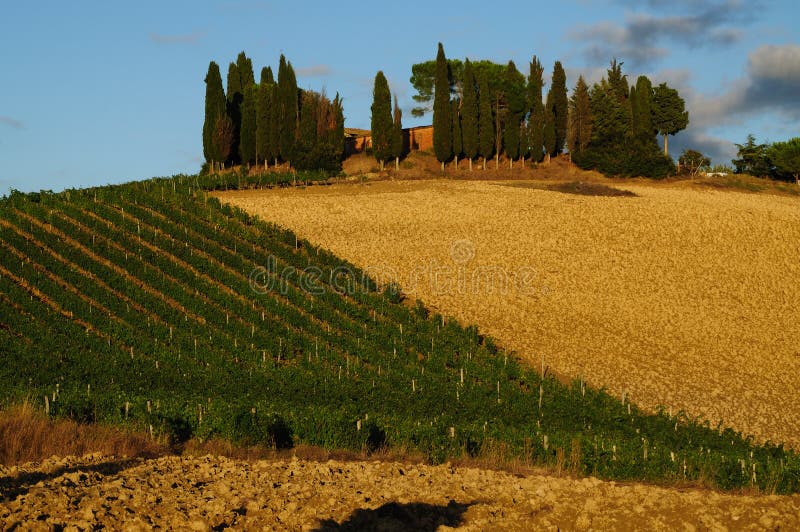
[314, 500, 474, 531]
[501, 181, 638, 197]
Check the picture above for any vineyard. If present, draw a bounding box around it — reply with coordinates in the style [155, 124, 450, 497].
[1, 172, 799, 493]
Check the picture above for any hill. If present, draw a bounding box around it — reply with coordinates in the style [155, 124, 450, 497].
[1, 172, 799, 493]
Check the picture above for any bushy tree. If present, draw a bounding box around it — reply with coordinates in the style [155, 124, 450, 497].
[652, 83, 688, 156]
[733, 134, 771, 177]
[461, 59, 479, 170]
[433, 43, 452, 172]
[370, 71, 393, 171]
[213, 114, 234, 165]
[526, 57, 545, 163]
[292, 90, 344, 173]
[678, 149, 710, 176]
[767, 137, 800, 185]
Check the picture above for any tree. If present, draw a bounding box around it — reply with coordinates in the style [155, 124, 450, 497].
[370, 71, 393, 171]
[433, 43, 452, 172]
[409, 58, 463, 117]
[256, 82, 271, 169]
[203, 61, 226, 172]
[226, 61, 243, 165]
[526, 57, 545, 163]
[451, 99, 462, 168]
[768, 138, 800, 185]
[543, 100, 556, 162]
[503, 61, 526, 167]
[391, 94, 404, 170]
[269, 82, 280, 167]
[678, 149, 710, 176]
[212, 114, 234, 165]
[260, 66, 274, 86]
[478, 73, 494, 170]
[239, 84, 257, 166]
[277, 55, 298, 165]
[652, 83, 688, 156]
[550, 61, 568, 155]
[733, 134, 771, 177]
[461, 59, 479, 171]
[567, 75, 591, 154]
[237, 51, 255, 88]
[632, 76, 654, 142]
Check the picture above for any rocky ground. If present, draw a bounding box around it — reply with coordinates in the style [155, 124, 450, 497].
[2, 454, 799, 530]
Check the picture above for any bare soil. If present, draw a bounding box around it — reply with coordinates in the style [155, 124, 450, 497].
[3, 453, 799, 530]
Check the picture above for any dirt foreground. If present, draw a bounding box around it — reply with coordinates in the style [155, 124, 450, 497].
[2, 453, 798, 530]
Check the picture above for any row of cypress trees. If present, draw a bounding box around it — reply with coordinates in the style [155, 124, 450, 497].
[203, 52, 344, 174]
[407, 44, 688, 178]
[370, 72, 404, 171]
[425, 43, 570, 172]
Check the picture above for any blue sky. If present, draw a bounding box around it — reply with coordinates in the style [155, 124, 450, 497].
[1, 0, 798, 192]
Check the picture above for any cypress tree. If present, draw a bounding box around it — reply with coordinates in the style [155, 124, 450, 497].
[213, 114, 234, 166]
[278, 56, 299, 165]
[652, 82, 688, 156]
[391, 94, 404, 170]
[551, 61, 568, 155]
[331, 93, 345, 167]
[634, 77, 655, 142]
[260, 66, 274, 86]
[203, 61, 226, 172]
[478, 73, 494, 170]
[256, 82, 270, 169]
[237, 52, 255, 88]
[269, 82, 280, 167]
[370, 71, 393, 170]
[543, 92, 556, 161]
[526, 57, 545, 163]
[461, 59, 479, 170]
[451, 99, 462, 169]
[503, 60, 526, 168]
[433, 42, 452, 172]
[239, 84, 257, 166]
[567, 75, 592, 154]
[226, 62, 243, 165]
[295, 91, 318, 171]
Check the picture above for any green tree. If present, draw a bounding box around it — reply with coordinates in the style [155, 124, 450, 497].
[543, 97, 556, 161]
[409, 58, 463, 117]
[503, 61, 526, 167]
[451, 99, 463, 169]
[277, 55, 299, 165]
[226, 61, 243, 165]
[526, 57, 545, 163]
[652, 83, 688, 156]
[767, 137, 800, 185]
[433, 43, 452, 172]
[330, 93, 345, 167]
[239, 84, 257, 166]
[237, 51, 255, 88]
[567, 75, 592, 154]
[370, 71, 393, 171]
[632, 76, 654, 142]
[260, 66, 274, 85]
[461, 59, 479, 170]
[391, 95, 404, 170]
[478, 73, 494, 169]
[268, 82, 280, 167]
[550, 61, 568, 155]
[203, 61, 226, 172]
[678, 149, 710, 176]
[255, 82, 271, 170]
[213, 114, 234, 165]
[733, 134, 771, 177]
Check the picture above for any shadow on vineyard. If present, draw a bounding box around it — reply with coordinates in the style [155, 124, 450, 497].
[1, 171, 798, 493]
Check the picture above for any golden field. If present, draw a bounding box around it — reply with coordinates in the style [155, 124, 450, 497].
[219, 179, 800, 449]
